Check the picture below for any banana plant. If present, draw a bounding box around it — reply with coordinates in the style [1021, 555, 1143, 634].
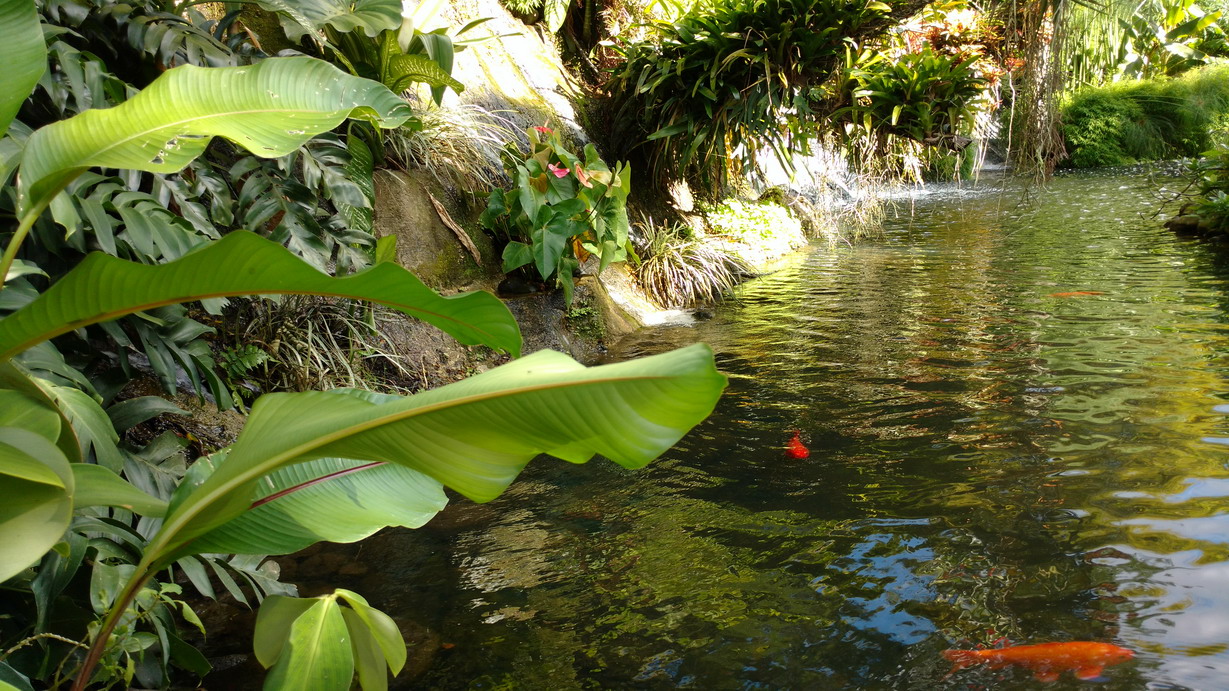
[0, 4, 727, 687]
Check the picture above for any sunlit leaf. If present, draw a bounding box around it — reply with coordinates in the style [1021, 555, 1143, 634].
[18, 57, 413, 216]
[0, 231, 522, 360]
[146, 344, 724, 566]
[0, 0, 45, 138]
[261, 597, 353, 691]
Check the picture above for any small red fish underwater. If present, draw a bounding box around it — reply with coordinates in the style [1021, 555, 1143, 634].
[785, 430, 809, 459]
[942, 641, 1134, 682]
[1049, 291, 1105, 297]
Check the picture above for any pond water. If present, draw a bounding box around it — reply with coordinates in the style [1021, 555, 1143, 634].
[405, 171, 1229, 689]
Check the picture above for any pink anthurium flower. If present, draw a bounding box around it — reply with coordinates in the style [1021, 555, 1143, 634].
[547, 163, 570, 178]
[575, 165, 593, 188]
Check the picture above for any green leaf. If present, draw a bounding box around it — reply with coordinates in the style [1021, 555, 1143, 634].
[254, 595, 318, 667]
[0, 427, 73, 582]
[71, 464, 168, 517]
[374, 234, 398, 265]
[341, 608, 388, 691]
[255, 0, 401, 41]
[0, 661, 35, 691]
[106, 397, 188, 433]
[262, 597, 354, 691]
[0, 231, 522, 360]
[89, 562, 135, 613]
[543, 0, 570, 33]
[167, 631, 212, 678]
[335, 589, 405, 675]
[0, 0, 44, 138]
[339, 132, 375, 236]
[18, 57, 413, 217]
[188, 457, 446, 555]
[147, 344, 725, 565]
[5, 259, 46, 282]
[44, 385, 124, 472]
[501, 241, 533, 272]
[0, 389, 62, 442]
[384, 54, 464, 93]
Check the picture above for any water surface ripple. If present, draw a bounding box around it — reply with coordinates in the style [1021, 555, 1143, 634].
[410, 173, 1229, 689]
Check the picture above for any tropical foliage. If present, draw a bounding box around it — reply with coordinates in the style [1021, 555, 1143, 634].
[829, 47, 986, 150]
[481, 125, 632, 302]
[0, 2, 726, 690]
[605, 0, 902, 193]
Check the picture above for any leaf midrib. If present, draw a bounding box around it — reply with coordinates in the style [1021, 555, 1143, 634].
[150, 367, 704, 564]
[32, 106, 350, 183]
[0, 287, 497, 361]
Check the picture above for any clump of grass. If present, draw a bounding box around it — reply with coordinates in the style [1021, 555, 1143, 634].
[632, 216, 752, 308]
[223, 295, 416, 394]
[384, 103, 513, 191]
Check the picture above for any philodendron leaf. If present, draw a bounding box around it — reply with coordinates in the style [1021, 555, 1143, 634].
[146, 344, 725, 566]
[0, 231, 522, 360]
[71, 464, 168, 517]
[0, 0, 45, 138]
[17, 56, 413, 216]
[0, 427, 74, 582]
[261, 596, 354, 691]
[189, 457, 447, 555]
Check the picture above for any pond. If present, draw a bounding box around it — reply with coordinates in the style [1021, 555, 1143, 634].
[392, 171, 1229, 689]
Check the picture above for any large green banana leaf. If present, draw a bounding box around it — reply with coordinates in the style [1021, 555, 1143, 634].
[0, 231, 522, 360]
[188, 456, 447, 555]
[17, 56, 413, 217]
[0, 0, 45, 138]
[148, 344, 725, 565]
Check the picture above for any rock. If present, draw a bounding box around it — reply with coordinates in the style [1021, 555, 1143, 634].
[1165, 214, 1203, 235]
[372, 171, 496, 288]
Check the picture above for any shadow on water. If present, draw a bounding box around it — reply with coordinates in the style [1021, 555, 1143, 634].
[376, 172, 1229, 689]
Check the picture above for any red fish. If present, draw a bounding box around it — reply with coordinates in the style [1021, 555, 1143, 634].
[942, 641, 1133, 682]
[1049, 291, 1104, 297]
[785, 430, 809, 459]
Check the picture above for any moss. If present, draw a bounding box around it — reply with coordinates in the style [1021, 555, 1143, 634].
[565, 297, 605, 341]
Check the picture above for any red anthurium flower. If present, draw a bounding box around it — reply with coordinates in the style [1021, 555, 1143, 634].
[534, 124, 553, 134]
[547, 163, 570, 178]
[575, 165, 593, 188]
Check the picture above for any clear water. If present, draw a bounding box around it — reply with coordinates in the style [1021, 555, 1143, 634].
[397, 172, 1229, 689]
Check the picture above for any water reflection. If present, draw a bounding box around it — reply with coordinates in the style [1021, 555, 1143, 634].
[397, 172, 1229, 689]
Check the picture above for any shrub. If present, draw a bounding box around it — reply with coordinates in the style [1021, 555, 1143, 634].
[480, 125, 631, 303]
[1060, 65, 1229, 168]
[830, 47, 987, 149]
[605, 0, 896, 193]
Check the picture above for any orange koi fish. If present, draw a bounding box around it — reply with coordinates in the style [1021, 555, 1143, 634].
[942, 641, 1133, 682]
[1049, 291, 1104, 297]
[785, 430, 809, 459]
